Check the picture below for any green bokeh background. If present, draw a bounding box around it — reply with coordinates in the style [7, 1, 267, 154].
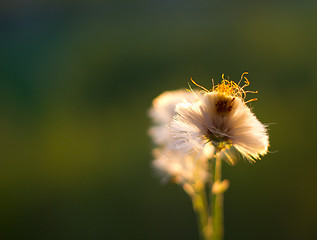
[0, 1, 316, 239]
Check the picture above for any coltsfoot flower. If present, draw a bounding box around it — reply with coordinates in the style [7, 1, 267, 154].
[170, 73, 269, 161]
[148, 73, 269, 240]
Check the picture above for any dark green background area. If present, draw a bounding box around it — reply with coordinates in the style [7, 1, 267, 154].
[0, 1, 316, 239]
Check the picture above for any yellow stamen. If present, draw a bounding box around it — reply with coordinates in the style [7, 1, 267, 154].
[190, 78, 210, 92]
[189, 73, 258, 102]
[212, 72, 257, 101]
[245, 98, 258, 104]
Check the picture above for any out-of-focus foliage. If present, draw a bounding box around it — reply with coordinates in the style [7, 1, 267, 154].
[0, 1, 316, 239]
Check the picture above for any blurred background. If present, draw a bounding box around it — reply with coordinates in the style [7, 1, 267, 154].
[0, 0, 316, 239]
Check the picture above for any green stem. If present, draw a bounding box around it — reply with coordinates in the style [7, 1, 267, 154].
[212, 152, 224, 240]
[189, 183, 212, 240]
[199, 186, 213, 240]
[208, 158, 214, 213]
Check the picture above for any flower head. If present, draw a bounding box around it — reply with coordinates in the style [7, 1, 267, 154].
[171, 73, 269, 161]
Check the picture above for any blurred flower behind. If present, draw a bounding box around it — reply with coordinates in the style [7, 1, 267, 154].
[149, 89, 213, 185]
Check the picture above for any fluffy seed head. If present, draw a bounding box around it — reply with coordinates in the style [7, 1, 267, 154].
[171, 73, 269, 161]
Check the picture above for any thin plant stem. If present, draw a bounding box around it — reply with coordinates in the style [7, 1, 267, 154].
[208, 158, 214, 213]
[208, 157, 215, 238]
[212, 152, 224, 240]
[198, 185, 213, 240]
[187, 183, 212, 240]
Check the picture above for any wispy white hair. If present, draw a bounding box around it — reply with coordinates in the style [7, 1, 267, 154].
[171, 92, 269, 161]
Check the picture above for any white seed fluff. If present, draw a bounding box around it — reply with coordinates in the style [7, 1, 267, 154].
[171, 91, 269, 161]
